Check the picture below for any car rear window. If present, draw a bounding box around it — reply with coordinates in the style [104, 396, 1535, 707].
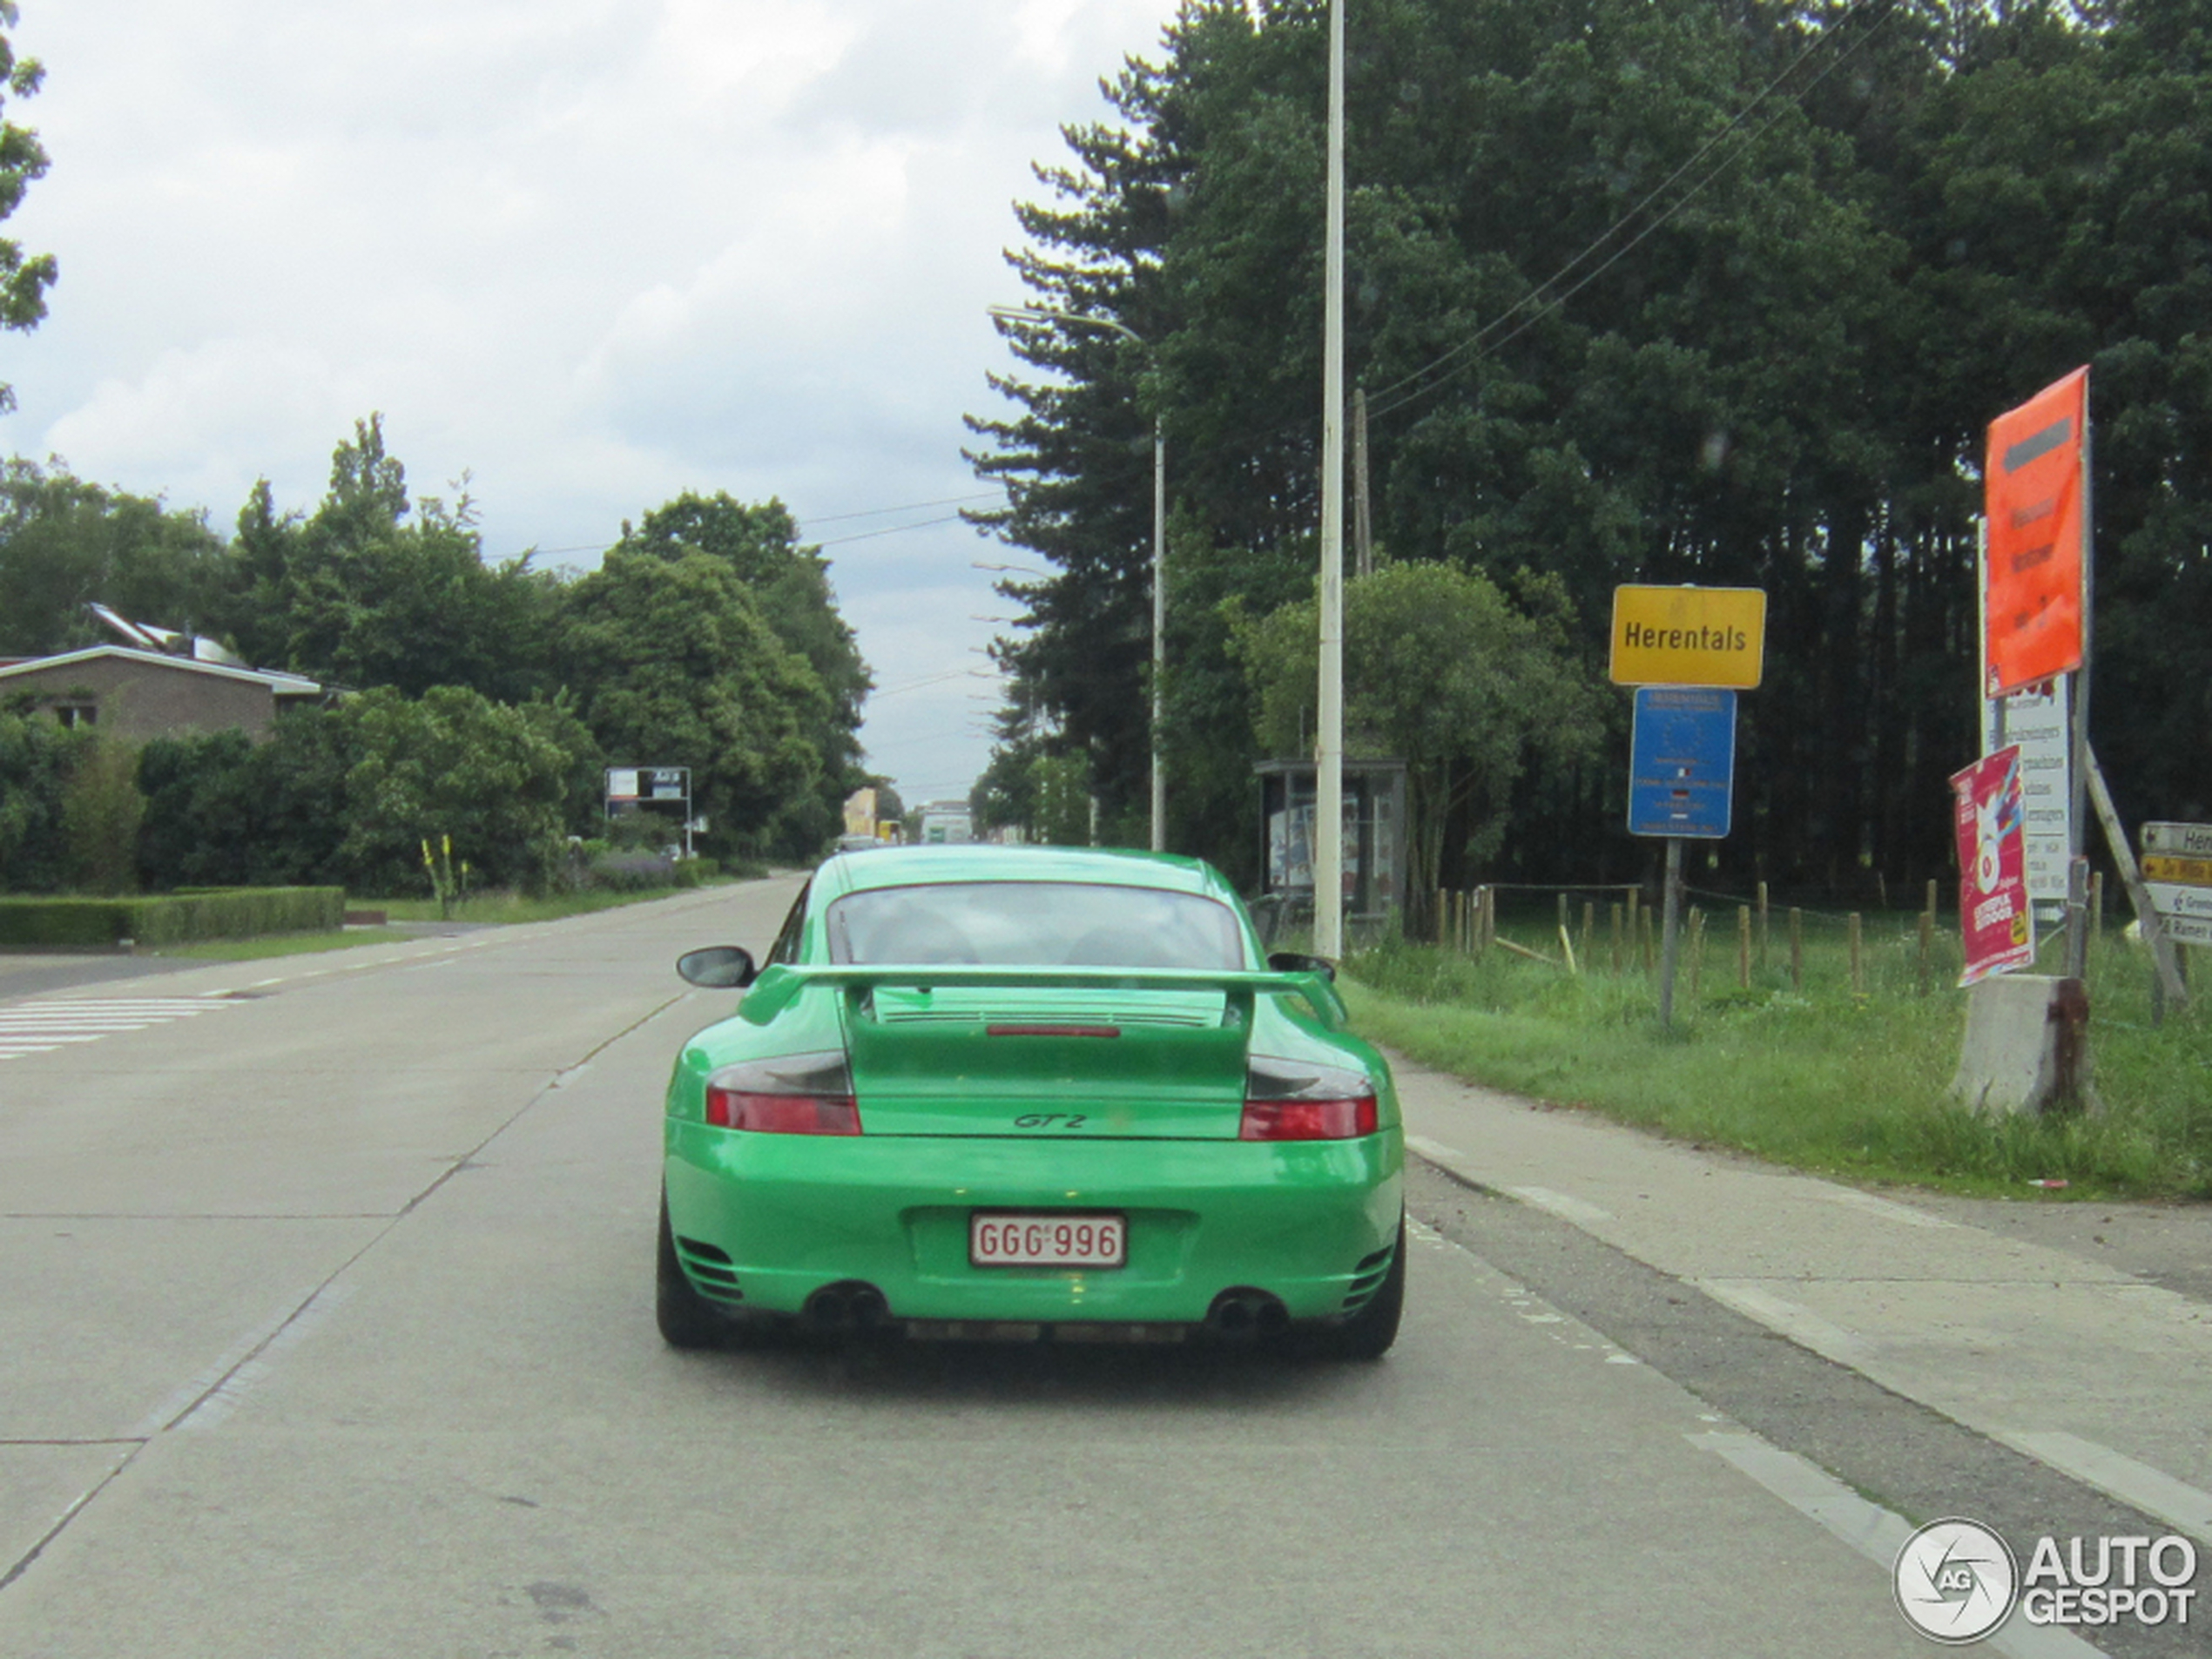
[826, 881, 1248, 969]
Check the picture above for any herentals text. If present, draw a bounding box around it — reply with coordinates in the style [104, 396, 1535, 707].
[1621, 624, 1750, 651]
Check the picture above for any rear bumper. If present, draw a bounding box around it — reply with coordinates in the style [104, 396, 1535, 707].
[664, 1123, 1402, 1325]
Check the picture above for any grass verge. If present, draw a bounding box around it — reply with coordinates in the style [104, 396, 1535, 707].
[1345, 925, 2212, 1202]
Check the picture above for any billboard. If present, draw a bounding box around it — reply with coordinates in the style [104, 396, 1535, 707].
[1984, 368, 2087, 697]
[1950, 746, 2036, 987]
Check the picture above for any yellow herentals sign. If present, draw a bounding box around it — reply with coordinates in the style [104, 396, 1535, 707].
[1609, 585, 1767, 688]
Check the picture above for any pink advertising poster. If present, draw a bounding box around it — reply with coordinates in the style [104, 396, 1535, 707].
[1950, 745, 2036, 987]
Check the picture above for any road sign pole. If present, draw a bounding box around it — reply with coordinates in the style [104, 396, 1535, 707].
[2065, 408, 2095, 978]
[1658, 837, 1684, 1028]
[2087, 748, 2188, 1010]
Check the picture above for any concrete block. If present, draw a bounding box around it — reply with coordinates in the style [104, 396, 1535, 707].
[1948, 974, 2096, 1115]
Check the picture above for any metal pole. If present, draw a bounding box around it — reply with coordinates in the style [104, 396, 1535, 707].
[1314, 0, 1347, 960]
[1352, 385, 1372, 580]
[1150, 413, 1166, 853]
[1658, 838, 1684, 1028]
[2064, 398, 2094, 978]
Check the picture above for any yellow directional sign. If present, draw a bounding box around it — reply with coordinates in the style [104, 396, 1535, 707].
[1609, 586, 1767, 688]
[2143, 853, 2212, 888]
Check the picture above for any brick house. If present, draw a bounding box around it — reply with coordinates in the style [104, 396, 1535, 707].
[0, 646, 327, 743]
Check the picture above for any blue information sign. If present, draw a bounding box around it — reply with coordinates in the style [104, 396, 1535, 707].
[1629, 687, 1737, 839]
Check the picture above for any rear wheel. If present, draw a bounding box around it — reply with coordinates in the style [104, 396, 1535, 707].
[656, 1188, 727, 1350]
[1309, 1214, 1405, 1360]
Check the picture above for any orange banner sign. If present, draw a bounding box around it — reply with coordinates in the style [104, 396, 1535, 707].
[1983, 367, 2087, 697]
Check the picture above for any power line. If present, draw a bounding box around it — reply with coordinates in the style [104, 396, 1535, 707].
[485, 492, 1001, 564]
[813, 513, 970, 549]
[804, 492, 999, 524]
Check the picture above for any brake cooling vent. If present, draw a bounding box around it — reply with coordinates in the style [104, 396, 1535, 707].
[676, 1236, 744, 1302]
[1341, 1241, 1396, 1311]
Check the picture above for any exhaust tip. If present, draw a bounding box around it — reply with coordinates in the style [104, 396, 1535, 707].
[1205, 1288, 1287, 1340]
[849, 1286, 888, 1328]
[804, 1281, 891, 1332]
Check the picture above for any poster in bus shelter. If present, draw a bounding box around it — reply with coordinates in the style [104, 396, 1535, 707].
[1950, 745, 2036, 987]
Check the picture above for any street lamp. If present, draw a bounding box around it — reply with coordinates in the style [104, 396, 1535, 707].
[989, 303, 1168, 854]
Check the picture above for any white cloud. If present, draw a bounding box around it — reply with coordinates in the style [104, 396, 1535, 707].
[3, 0, 1177, 800]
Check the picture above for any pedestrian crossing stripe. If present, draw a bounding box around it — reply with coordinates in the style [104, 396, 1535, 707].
[0, 997, 233, 1060]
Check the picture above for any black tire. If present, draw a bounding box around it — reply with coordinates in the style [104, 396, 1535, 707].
[656, 1188, 727, 1350]
[1310, 1214, 1405, 1360]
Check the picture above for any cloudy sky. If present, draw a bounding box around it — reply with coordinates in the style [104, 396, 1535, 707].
[3, 0, 1181, 806]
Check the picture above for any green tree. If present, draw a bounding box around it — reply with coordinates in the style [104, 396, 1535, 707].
[976, 0, 2212, 900]
[0, 1, 55, 414]
[337, 685, 599, 894]
[221, 416, 560, 698]
[603, 493, 871, 857]
[0, 704, 78, 891]
[60, 736, 142, 894]
[1234, 563, 1601, 930]
[554, 546, 830, 860]
[0, 460, 232, 654]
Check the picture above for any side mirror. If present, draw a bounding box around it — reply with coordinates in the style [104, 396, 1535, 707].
[1267, 950, 1337, 983]
[678, 946, 759, 989]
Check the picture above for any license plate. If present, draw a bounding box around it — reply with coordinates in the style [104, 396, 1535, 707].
[969, 1211, 1127, 1268]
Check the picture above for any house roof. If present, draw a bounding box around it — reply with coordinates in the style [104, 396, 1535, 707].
[0, 645, 324, 697]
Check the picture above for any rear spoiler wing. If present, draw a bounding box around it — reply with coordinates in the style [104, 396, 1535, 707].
[737, 963, 1346, 1029]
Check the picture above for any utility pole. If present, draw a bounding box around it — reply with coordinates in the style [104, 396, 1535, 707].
[1150, 409, 1166, 852]
[1314, 0, 1347, 961]
[1352, 385, 1372, 580]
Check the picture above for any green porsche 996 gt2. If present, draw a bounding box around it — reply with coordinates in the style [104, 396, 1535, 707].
[658, 844, 1405, 1358]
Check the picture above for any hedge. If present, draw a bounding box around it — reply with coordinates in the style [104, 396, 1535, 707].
[0, 887, 348, 948]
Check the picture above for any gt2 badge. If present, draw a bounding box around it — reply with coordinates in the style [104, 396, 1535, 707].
[1013, 1113, 1089, 1130]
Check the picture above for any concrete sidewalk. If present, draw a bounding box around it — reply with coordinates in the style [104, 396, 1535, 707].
[1392, 1055, 2212, 1548]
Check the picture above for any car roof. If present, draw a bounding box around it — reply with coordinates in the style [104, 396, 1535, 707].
[813, 843, 1241, 906]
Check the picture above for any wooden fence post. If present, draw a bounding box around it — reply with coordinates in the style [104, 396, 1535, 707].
[1737, 905, 1751, 991]
[1919, 880, 1937, 997]
[1610, 903, 1624, 974]
[1688, 907, 1705, 999]
[1757, 880, 1770, 968]
[1789, 908, 1804, 992]
[1849, 912, 1865, 996]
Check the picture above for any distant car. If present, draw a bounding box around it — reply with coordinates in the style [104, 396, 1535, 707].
[833, 833, 880, 853]
[657, 844, 1405, 1356]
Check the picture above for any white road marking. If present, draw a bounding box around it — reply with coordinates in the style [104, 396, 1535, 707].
[0, 997, 232, 1064]
[1822, 1187, 1955, 1229]
[1693, 1278, 1880, 1369]
[1404, 1132, 1469, 1166]
[1996, 1430, 2212, 1546]
[1508, 1184, 1615, 1227]
[1692, 1432, 2110, 1659]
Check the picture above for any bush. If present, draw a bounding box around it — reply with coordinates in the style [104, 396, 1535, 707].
[0, 711, 85, 893]
[62, 738, 145, 894]
[0, 887, 347, 947]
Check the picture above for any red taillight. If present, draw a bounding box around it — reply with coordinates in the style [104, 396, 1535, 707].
[705, 1089, 862, 1134]
[701, 1051, 859, 1133]
[1238, 1095, 1378, 1142]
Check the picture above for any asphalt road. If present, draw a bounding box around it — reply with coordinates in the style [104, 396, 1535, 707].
[0, 878, 2150, 1656]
